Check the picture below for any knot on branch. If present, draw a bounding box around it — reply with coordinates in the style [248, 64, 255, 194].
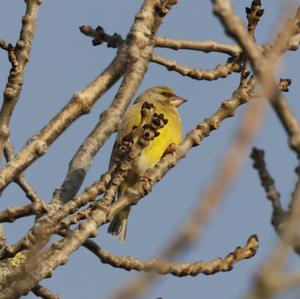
[158, 0, 178, 16]
[279, 78, 292, 92]
[34, 140, 47, 155]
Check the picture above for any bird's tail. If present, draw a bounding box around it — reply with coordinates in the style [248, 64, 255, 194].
[107, 208, 130, 242]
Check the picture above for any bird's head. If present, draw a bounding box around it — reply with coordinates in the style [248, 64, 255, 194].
[135, 86, 187, 108]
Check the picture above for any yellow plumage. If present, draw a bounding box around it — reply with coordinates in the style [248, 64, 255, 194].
[108, 86, 186, 241]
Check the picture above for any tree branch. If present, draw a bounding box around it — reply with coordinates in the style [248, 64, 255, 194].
[250, 148, 288, 237]
[31, 284, 60, 299]
[151, 53, 241, 80]
[82, 236, 258, 276]
[155, 36, 241, 56]
[0, 204, 35, 223]
[212, 0, 300, 156]
[4, 140, 45, 205]
[0, 0, 43, 160]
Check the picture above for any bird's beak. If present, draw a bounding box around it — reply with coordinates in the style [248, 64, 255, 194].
[171, 96, 188, 107]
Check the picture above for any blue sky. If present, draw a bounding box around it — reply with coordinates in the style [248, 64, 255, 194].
[1, 1, 300, 298]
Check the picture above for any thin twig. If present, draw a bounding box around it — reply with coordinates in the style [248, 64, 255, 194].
[0, 204, 35, 223]
[31, 284, 60, 299]
[0, 0, 43, 160]
[155, 36, 241, 56]
[251, 148, 287, 236]
[151, 54, 241, 81]
[80, 25, 242, 81]
[240, 0, 264, 80]
[82, 236, 258, 276]
[0, 39, 12, 52]
[4, 140, 44, 205]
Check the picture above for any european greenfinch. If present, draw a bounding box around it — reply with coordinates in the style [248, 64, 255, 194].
[108, 86, 186, 241]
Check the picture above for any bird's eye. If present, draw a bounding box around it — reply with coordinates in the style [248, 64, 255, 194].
[162, 92, 172, 97]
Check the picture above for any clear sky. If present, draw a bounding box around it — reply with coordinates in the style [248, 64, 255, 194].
[1, 1, 300, 298]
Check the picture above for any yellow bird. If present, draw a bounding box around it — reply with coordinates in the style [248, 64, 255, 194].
[108, 86, 186, 241]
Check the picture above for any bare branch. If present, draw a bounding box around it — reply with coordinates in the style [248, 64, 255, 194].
[83, 236, 258, 276]
[249, 155, 300, 298]
[80, 25, 242, 81]
[240, 0, 264, 80]
[250, 148, 287, 236]
[0, 169, 112, 260]
[155, 36, 241, 56]
[0, 204, 35, 223]
[0, 39, 12, 52]
[0, 0, 43, 160]
[31, 284, 60, 299]
[4, 140, 45, 205]
[151, 54, 241, 80]
[212, 0, 300, 156]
